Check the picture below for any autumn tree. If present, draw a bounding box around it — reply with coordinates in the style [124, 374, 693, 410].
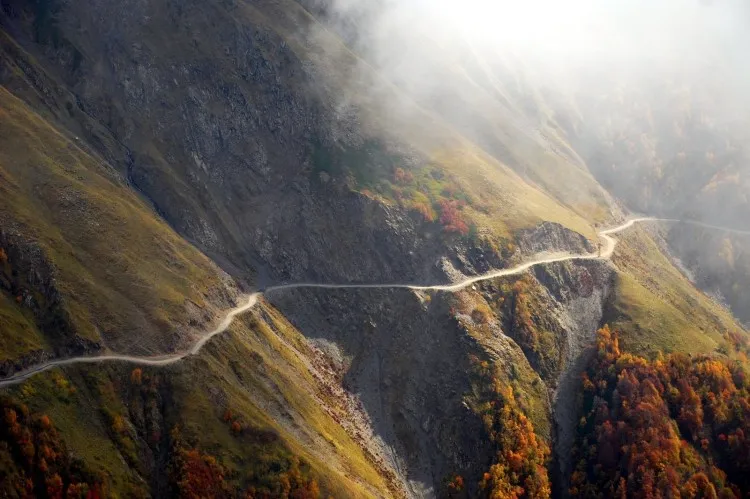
[0, 397, 105, 497]
[468, 356, 551, 499]
[173, 448, 229, 499]
[130, 368, 143, 386]
[570, 326, 750, 498]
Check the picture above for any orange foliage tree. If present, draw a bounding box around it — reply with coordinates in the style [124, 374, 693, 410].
[468, 357, 551, 499]
[570, 326, 750, 498]
[0, 397, 105, 498]
[130, 368, 143, 386]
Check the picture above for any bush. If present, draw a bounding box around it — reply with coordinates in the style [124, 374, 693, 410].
[439, 200, 469, 235]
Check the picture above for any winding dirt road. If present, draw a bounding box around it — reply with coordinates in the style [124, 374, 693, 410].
[0, 216, 734, 388]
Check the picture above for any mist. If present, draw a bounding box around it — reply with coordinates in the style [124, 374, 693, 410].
[306, 0, 750, 223]
[306, 0, 750, 124]
[316, 0, 750, 86]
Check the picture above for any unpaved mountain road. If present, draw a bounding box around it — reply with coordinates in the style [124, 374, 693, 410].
[0, 216, 735, 388]
[0, 294, 262, 387]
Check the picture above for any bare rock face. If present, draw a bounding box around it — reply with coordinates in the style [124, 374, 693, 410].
[267, 286, 495, 498]
[516, 221, 594, 256]
[266, 257, 614, 498]
[529, 262, 615, 494]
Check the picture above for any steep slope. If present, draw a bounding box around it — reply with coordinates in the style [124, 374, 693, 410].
[0, 87, 236, 374]
[0, 0, 607, 288]
[0, 299, 403, 497]
[1, 1, 749, 498]
[666, 223, 750, 326]
[264, 262, 601, 496]
[300, 0, 614, 225]
[606, 225, 744, 357]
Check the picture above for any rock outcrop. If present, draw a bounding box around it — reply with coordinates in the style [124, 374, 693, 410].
[266, 255, 614, 497]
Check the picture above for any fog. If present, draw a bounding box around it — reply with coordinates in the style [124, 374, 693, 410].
[330, 4, 743, 128]
[307, 0, 750, 222]
[321, 0, 749, 78]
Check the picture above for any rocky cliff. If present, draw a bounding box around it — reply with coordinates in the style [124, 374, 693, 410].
[1, 0, 748, 498]
[266, 247, 614, 496]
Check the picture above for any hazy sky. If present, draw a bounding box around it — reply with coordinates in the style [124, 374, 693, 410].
[318, 0, 750, 116]
[326, 0, 748, 74]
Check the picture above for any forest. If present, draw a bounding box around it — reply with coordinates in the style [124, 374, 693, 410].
[0, 397, 106, 498]
[570, 326, 750, 498]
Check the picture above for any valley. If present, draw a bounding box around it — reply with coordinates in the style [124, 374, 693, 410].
[1, 0, 749, 497]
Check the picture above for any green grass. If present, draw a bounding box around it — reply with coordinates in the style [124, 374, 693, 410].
[312, 139, 401, 187]
[607, 227, 744, 357]
[0, 293, 47, 361]
[0, 87, 226, 356]
[607, 273, 718, 356]
[184, 302, 395, 497]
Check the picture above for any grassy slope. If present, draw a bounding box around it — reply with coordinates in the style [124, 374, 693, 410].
[413, 37, 612, 226]
[295, 3, 611, 230]
[0, 87, 227, 358]
[4, 300, 397, 497]
[0, 292, 47, 362]
[607, 227, 744, 357]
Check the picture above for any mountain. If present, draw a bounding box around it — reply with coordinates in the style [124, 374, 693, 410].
[0, 0, 749, 497]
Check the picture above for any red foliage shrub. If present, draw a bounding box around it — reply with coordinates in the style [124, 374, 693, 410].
[174, 448, 229, 499]
[439, 199, 469, 235]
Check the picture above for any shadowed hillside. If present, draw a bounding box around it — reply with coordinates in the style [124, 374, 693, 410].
[0, 0, 749, 497]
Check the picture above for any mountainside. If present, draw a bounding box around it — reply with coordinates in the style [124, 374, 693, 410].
[0, 0, 604, 285]
[0, 86, 237, 370]
[0, 0, 749, 498]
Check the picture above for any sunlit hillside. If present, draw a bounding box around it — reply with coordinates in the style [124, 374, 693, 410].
[1, 0, 749, 497]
